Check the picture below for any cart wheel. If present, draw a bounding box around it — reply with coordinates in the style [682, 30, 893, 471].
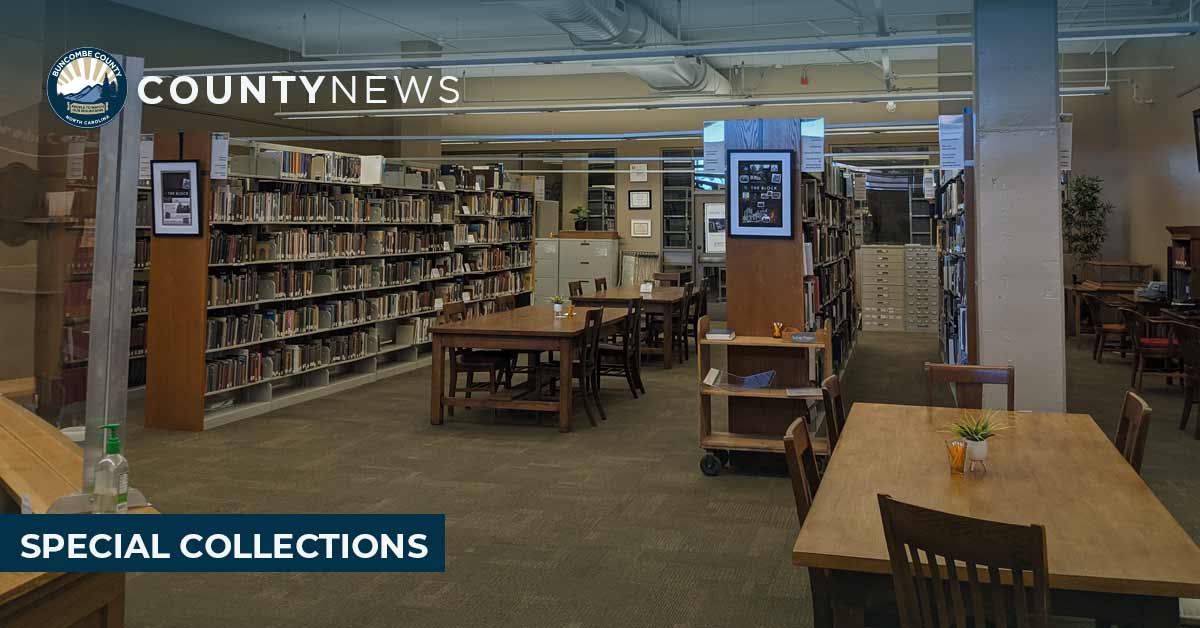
[716, 450, 731, 466]
[700, 453, 723, 476]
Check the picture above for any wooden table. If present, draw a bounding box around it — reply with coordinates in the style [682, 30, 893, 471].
[1119, 294, 1168, 316]
[570, 286, 688, 369]
[430, 304, 626, 432]
[792, 403, 1200, 627]
[1067, 282, 1142, 337]
[0, 395, 157, 628]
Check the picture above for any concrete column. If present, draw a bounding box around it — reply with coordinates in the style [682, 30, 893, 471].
[973, 0, 1066, 411]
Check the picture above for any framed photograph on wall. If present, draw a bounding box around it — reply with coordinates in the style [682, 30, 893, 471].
[726, 149, 794, 238]
[631, 219, 652, 238]
[1193, 108, 1200, 171]
[628, 189, 652, 210]
[151, 160, 202, 237]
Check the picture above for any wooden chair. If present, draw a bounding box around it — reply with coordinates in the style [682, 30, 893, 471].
[783, 417, 830, 628]
[537, 308, 605, 426]
[877, 494, 1050, 628]
[646, 283, 693, 364]
[924, 362, 1015, 411]
[684, 286, 707, 349]
[598, 298, 646, 398]
[568, 280, 585, 298]
[438, 302, 510, 415]
[1176, 323, 1200, 439]
[1119, 308, 1183, 392]
[494, 295, 516, 312]
[593, 277, 607, 292]
[821, 374, 847, 452]
[652, 271, 681, 287]
[1080, 293, 1127, 362]
[1114, 390, 1152, 474]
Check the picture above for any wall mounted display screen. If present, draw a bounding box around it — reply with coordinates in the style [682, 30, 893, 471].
[151, 160, 201, 237]
[726, 150, 793, 238]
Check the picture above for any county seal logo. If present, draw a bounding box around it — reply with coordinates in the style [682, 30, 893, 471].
[47, 47, 128, 129]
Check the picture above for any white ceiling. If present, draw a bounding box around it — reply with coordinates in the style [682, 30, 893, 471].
[113, 0, 1188, 76]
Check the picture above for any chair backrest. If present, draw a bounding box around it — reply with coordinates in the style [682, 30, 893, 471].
[494, 295, 516, 312]
[1079, 294, 1107, 331]
[821, 374, 847, 451]
[1176, 323, 1200, 371]
[568, 280, 585, 297]
[580, 307, 604, 367]
[877, 494, 1049, 628]
[437, 301, 466, 324]
[679, 282, 695, 320]
[924, 362, 1015, 411]
[1119, 307, 1149, 345]
[622, 298, 644, 357]
[653, 272, 681, 287]
[594, 277, 608, 292]
[783, 417, 822, 525]
[1115, 390, 1152, 474]
[697, 285, 708, 318]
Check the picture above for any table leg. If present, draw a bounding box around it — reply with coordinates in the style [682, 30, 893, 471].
[663, 304, 675, 370]
[558, 338, 574, 432]
[431, 335, 444, 425]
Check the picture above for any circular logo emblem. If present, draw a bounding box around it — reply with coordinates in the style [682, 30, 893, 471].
[46, 47, 127, 129]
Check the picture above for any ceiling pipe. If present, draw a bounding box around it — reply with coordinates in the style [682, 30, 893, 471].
[273, 86, 1108, 120]
[894, 65, 1175, 80]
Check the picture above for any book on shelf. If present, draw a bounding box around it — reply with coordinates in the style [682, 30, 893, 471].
[705, 328, 735, 341]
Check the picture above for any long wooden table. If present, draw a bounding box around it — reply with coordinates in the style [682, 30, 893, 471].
[569, 286, 689, 369]
[430, 304, 626, 432]
[792, 403, 1200, 627]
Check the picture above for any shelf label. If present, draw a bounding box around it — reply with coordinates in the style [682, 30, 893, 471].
[938, 114, 964, 171]
[431, 212, 441, 223]
[800, 118, 825, 173]
[138, 133, 154, 180]
[210, 132, 230, 180]
[434, 298, 444, 311]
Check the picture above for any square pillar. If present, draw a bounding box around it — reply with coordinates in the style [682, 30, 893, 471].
[973, 0, 1067, 410]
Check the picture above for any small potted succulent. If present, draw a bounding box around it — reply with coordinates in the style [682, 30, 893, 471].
[551, 295, 567, 317]
[569, 205, 589, 230]
[947, 411, 1008, 466]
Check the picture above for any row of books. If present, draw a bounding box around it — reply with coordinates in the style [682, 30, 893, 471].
[459, 193, 533, 217]
[273, 150, 363, 183]
[206, 289, 438, 351]
[807, 222, 852, 267]
[209, 229, 369, 264]
[365, 227, 454, 256]
[204, 327, 376, 393]
[464, 271, 527, 302]
[462, 247, 530, 273]
[213, 184, 366, 224]
[132, 284, 149, 312]
[134, 237, 150, 269]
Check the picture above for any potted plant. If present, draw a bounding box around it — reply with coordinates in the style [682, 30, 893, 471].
[550, 295, 567, 316]
[569, 205, 589, 230]
[1061, 175, 1114, 284]
[947, 411, 1009, 465]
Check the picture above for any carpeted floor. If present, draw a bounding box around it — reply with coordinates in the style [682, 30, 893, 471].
[122, 331, 1199, 628]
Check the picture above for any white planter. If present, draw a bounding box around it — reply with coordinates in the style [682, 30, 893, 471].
[966, 439, 989, 463]
[553, 303, 564, 315]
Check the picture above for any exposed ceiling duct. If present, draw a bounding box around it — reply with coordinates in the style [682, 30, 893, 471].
[514, 0, 732, 95]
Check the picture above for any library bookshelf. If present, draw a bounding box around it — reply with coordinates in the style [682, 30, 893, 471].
[145, 134, 535, 430]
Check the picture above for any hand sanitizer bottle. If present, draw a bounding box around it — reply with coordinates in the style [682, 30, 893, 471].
[93, 424, 129, 514]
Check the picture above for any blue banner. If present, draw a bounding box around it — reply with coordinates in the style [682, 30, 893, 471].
[0, 514, 444, 572]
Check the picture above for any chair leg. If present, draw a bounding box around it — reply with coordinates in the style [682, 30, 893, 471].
[1094, 331, 1104, 362]
[1135, 356, 1145, 392]
[465, 370, 474, 398]
[592, 365, 607, 421]
[1130, 354, 1138, 387]
[487, 368, 497, 394]
[625, 356, 639, 398]
[577, 372, 598, 427]
[447, 358, 458, 417]
[634, 356, 647, 393]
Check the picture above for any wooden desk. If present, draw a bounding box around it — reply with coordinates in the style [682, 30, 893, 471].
[793, 403, 1200, 627]
[1119, 294, 1168, 316]
[430, 304, 627, 432]
[570, 286, 688, 369]
[0, 395, 157, 628]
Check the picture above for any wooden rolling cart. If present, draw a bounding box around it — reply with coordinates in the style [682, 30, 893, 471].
[695, 315, 832, 476]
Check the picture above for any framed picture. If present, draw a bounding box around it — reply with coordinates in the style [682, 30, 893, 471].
[726, 149, 793, 238]
[630, 219, 652, 238]
[1193, 109, 1200, 172]
[628, 189, 652, 210]
[151, 160, 202, 237]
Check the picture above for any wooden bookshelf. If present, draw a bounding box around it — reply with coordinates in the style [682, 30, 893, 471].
[145, 134, 535, 430]
[936, 108, 977, 365]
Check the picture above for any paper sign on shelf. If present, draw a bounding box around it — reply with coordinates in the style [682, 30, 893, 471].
[702, 121, 726, 175]
[534, 176, 545, 201]
[1058, 113, 1073, 172]
[938, 114, 964, 171]
[434, 298, 445, 310]
[431, 212, 441, 223]
[800, 118, 826, 173]
[922, 171, 937, 200]
[629, 163, 648, 182]
[67, 140, 85, 180]
[436, 180, 446, 191]
[704, 202, 726, 254]
[138, 134, 154, 180]
[210, 132, 230, 180]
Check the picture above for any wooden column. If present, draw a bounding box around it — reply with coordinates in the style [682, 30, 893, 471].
[724, 119, 810, 436]
[144, 132, 211, 430]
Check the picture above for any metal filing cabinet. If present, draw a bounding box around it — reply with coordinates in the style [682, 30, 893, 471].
[534, 237, 620, 303]
[904, 246, 939, 333]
